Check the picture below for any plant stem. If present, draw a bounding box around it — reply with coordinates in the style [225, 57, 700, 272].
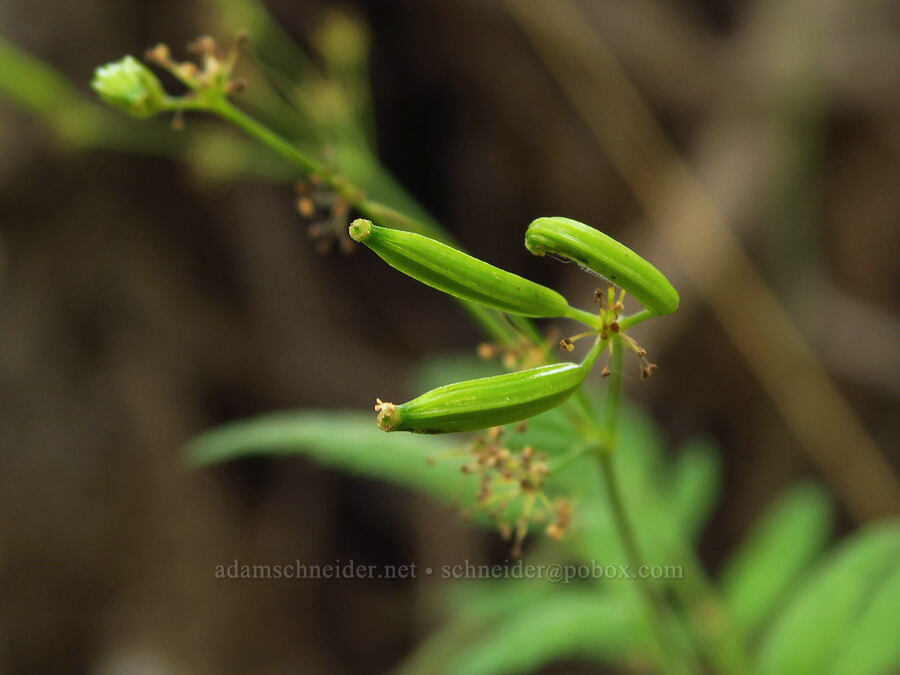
[565, 305, 603, 328]
[619, 308, 654, 330]
[210, 98, 326, 176]
[598, 453, 690, 674]
[579, 336, 754, 674]
[596, 339, 694, 674]
[601, 339, 624, 445]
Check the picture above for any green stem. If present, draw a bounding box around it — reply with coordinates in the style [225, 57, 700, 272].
[574, 338, 754, 673]
[565, 305, 603, 328]
[208, 99, 333, 181]
[601, 339, 624, 447]
[596, 339, 694, 675]
[598, 453, 691, 675]
[619, 308, 654, 331]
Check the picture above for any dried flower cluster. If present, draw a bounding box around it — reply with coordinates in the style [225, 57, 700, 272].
[431, 425, 573, 557]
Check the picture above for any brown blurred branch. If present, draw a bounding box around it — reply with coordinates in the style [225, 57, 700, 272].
[503, 0, 900, 521]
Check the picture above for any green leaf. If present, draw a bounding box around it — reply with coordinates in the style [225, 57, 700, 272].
[185, 409, 471, 503]
[758, 521, 900, 675]
[182, 398, 596, 528]
[827, 561, 900, 675]
[449, 591, 644, 675]
[440, 579, 560, 621]
[666, 436, 722, 541]
[720, 481, 833, 636]
[398, 589, 644, 675]
[394, 580, 554, 675]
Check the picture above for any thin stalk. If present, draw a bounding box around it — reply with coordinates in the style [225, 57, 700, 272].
[601, 339, 624, 446]
[579, 335, 754, 673]
[597, 339, 694, 675]
[565, 305, 603, 328]
[209, 99, 348, 189]
[619, 308, 654, 331]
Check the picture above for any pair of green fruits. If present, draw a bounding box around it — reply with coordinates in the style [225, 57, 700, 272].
[349, 217, 679, 434]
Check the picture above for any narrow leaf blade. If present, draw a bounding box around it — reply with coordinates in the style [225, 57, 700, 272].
[667, 436, 722, 541]
[758, 521, 900, 674]
[720, 481, 833, 635]
[185, 409, 469, 502]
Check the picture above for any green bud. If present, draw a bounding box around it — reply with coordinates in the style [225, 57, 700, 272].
[91, 55, 167, 118]
[376, 337, 603, 433]
[350, 219, 571, 318]
[525, 217, 679, 316]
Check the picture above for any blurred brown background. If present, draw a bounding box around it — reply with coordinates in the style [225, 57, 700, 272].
[1, 0, 898, 672]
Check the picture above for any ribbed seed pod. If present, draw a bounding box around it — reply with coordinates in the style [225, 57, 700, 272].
[377, 337, 603, 433]
[525, 217, 679, 316]
[350, 219, 571, 318]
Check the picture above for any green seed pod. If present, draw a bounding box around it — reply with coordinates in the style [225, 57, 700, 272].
[377, 337, 603, 433]
[525, 217, 679, 316]
[92, 56, 168, 118]
[349, 219, 571, 318]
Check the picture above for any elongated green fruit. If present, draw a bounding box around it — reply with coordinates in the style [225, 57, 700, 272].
[525, 217, 679, 316]
[377, 337, 604, 433]
[350, 219, 571, 318]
